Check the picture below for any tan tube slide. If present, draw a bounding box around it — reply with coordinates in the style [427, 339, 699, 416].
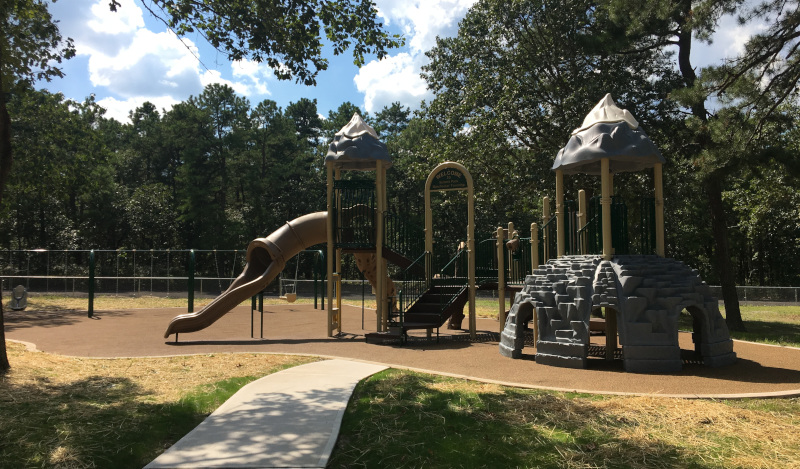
[164, 212, 328, 338]
[164, 211, 396, 338]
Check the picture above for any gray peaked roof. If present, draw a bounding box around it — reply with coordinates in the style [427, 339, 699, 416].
[552, 94, 665, 175]
[325, 113, 391, 171]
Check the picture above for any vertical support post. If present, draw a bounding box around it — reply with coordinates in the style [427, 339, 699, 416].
[88, 250, 95, 318]
[251, 295, 255, 338]
[530, 223, 539, 269]
[187, 249, 195, 313]
[555, 169, 565, 258]
[654, 163, 665, 257]
[375, 160, 387, 331]
[542, 197, 551, 263]
[496, 226, 506, 330]
[507, 222, 515, 282]
[424, 180, 433, 285]
[467, 187, 476, 340]
[601, 159, 613, 261]
[326, 161, 335, 337]
[578, 189, 587, 254]
[606, 308, 618, 360]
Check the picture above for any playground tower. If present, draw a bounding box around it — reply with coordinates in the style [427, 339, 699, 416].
[325, 114, 393, 336]
[499, 95, 736, 372]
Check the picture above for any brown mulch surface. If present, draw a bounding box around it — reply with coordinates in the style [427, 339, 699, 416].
[5, 304, 800, 398]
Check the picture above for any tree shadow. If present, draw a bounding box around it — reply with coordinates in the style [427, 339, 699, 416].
[329, 370, 729, 468]
[146, 380, 367, 468]
[3, 308, 135, 331]
[1, 374, 207, 468]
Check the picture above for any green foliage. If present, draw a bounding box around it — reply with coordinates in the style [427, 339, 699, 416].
[0, 0, 75, 93]
[1, 90, 121, 249]
[418, 0, 683, 259]
[113, 0, 404, 86]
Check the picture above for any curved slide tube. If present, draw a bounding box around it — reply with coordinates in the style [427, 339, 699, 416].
[164, 212, 328, 338]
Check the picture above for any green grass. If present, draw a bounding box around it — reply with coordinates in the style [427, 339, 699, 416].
[329, 370, 800, 469]
[676, 304, 800, 348]
[1, 375, 252, 468]
[0, 345, 315, 468]
[4, 298, 799, 467]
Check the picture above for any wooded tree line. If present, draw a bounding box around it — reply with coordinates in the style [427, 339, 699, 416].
[0, 85, 415, 251]
[1, 0, 798, 336]
[2, 77, 797, 289]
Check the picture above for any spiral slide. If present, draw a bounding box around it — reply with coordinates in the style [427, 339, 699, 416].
[164, 212, 329, 338]
[163, 211, 395, 338]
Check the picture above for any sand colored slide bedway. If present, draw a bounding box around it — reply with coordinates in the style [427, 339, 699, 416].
[163, 211, 393, 338]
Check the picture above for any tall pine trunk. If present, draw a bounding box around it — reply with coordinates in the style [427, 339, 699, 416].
[675, 16, 745, 332]
[0, 91, 12, 372]
[707, 175, 745, 331]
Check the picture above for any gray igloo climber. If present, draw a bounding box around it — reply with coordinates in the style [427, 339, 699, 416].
[499, 94, 736, 373]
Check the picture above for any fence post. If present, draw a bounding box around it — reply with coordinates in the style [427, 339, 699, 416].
[188, 249, 195, 313]
[88, 250, 95, 318]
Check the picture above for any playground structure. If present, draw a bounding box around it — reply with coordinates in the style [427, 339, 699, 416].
[163, 99, 736, 373]
[498, 95, 736, 372]
[165, 115, 478, 341]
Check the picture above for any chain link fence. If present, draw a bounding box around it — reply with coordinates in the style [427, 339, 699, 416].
[2, 250, 798, 306]
[0, 249, 326, 301]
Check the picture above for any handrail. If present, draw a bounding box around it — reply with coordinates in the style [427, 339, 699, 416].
[397, 251, 431, 322]
[384, 212, 425, 261]
[435, 249, 469, 313]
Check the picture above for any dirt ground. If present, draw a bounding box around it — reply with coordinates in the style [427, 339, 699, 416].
[5, 303, 800, 397]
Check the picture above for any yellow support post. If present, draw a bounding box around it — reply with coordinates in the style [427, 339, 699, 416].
[375, 160, 386, 331]
[542, 196, 550, 263]
[497, 226, 506, 330]
[326, 161, 335, 336]
[555, 169, 565, 258]
[654, 163, 665, 257]
[578, 189, 587, 254]
[507, 222, 516, 282]
[601, 158, 613, 261]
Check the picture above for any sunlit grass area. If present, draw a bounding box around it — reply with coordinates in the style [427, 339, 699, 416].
[332, 369, 800, 468]
[3, 343, 798, 468]
[0, 342, 316, 468]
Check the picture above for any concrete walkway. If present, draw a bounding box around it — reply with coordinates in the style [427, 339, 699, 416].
[145, 359, 387, 469]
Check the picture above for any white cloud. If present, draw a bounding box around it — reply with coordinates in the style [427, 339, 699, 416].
[87, 0, 143, 34]
[49, 0, 272, 122]
[693, 14, 769, 68]
[232, 59, 273, 96]
[376, 0, 478, 54]
[97, 95, 179, 122]
[354, 53, 431, 113]
[355, 1, 478, 113]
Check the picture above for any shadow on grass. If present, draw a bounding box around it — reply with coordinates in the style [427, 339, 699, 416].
[730, 320, 800, 347]
[329, 370, 723, 469]
[0, 374, 245, 468]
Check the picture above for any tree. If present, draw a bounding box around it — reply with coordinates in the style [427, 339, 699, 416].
[0, 0, 75, 372]
[597, 0, 800, 331]
[116, 0, 403, 86]
[420, 0, 682, 244]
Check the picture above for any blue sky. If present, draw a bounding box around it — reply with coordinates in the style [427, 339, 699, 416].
[40, 0, 762, 123]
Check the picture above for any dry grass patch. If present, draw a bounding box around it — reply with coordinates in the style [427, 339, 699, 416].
[0, 341, 318, 468]
[330, 369, 800, 469]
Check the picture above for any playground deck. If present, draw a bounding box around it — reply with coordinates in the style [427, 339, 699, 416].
[5, 303, 800, 398]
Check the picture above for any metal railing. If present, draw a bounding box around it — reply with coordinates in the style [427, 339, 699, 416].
[397, 251, 431, 326]
[434, 248, 469, 312]
[334, 179, 376, 249]
[384, 212, 425, 261]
